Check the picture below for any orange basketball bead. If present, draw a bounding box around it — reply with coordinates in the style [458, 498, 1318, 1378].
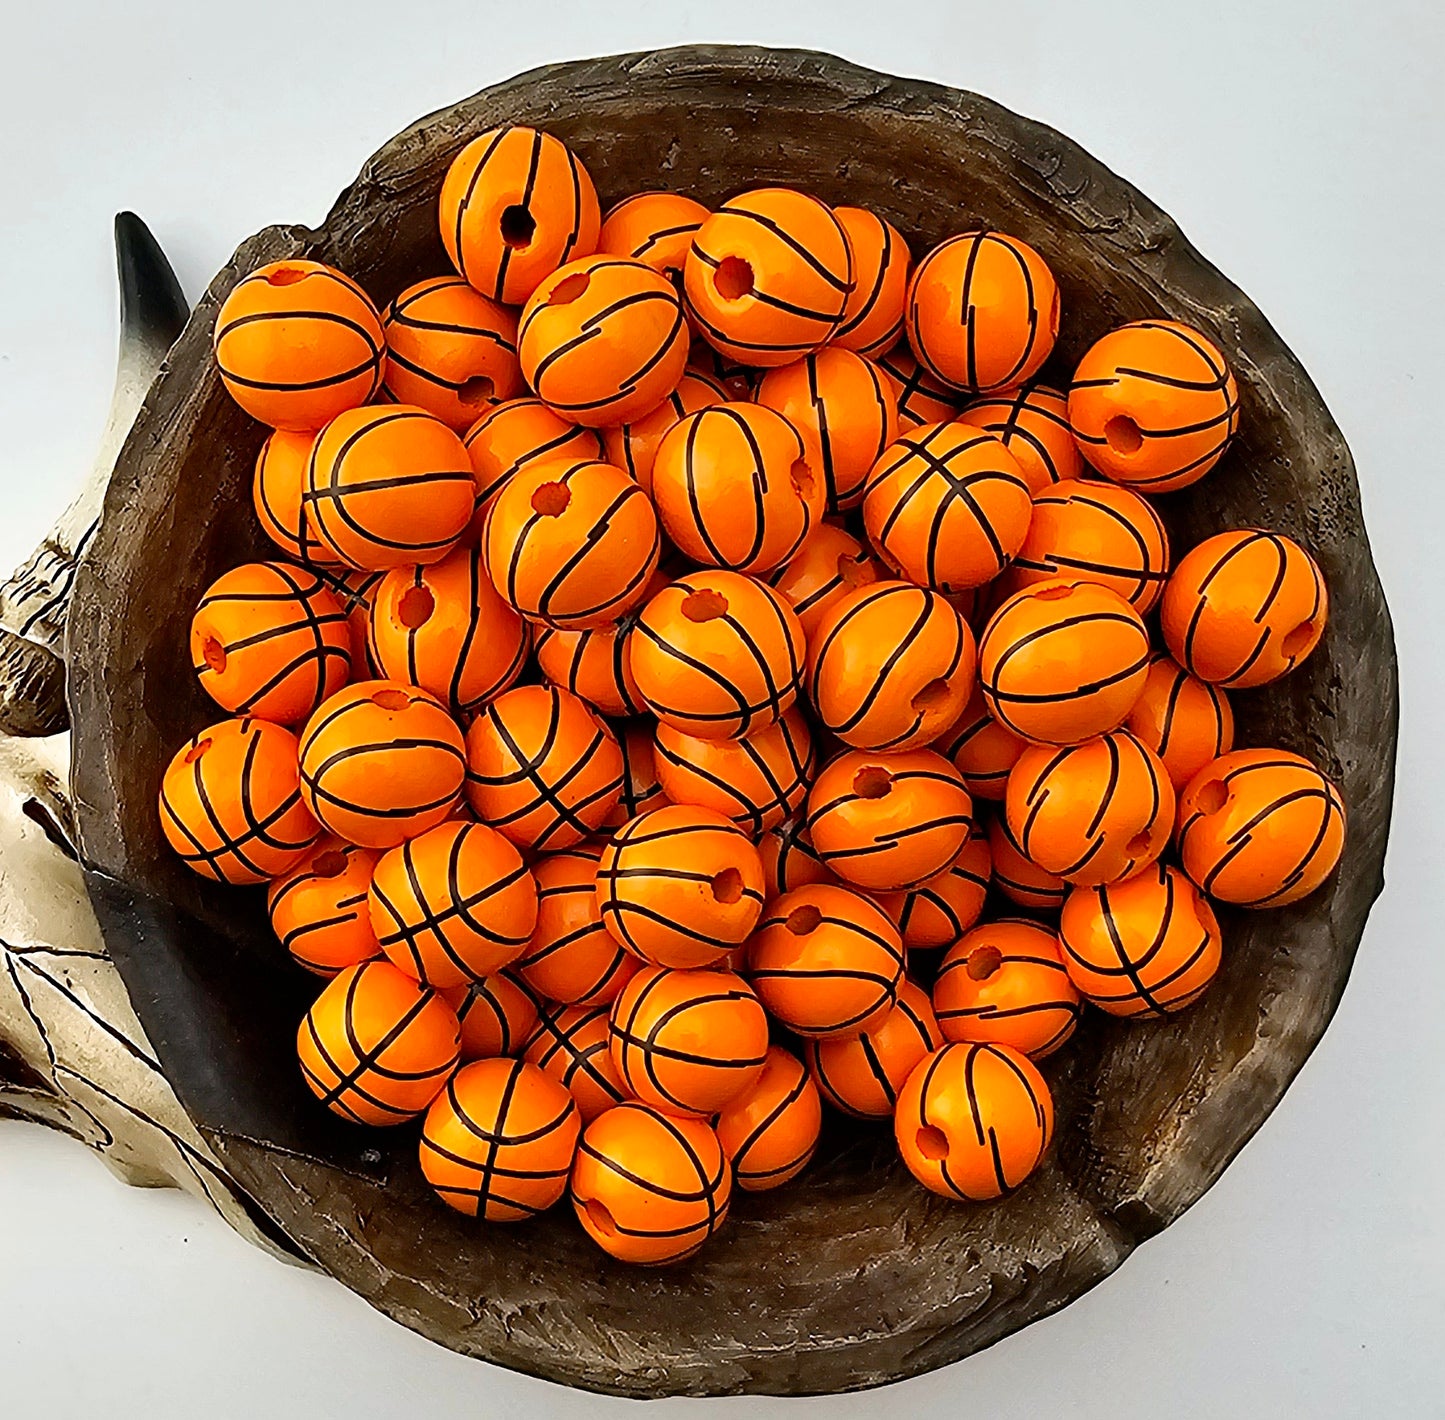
[714, 1044, 821, 1191]
[419, 1058, 578, 1220]
[1070, 320, 1239, 492]
[807, 581, 975, 751]
[1006, 730, 1174, 885]
[439, 125, 600, 306]
[933, 919, 1080, 1057]
[214, 259, 383, 431]
[1126, 654, 1235, 791]
[464, 685, 623, 852]
[803, 978, 940, 1117]
[1006, 479, 1171, 613]
[525, 1002, 628, 1122]
[534, 616, 645, 718]
[876, 344, 961, 432]
[515, 845, 638, 1006]
[191, 561, 351, 725]
[601, 370, 727, 495]
[609, 966, 769, 1117]
[441, 972, 539, 1059]
[935, 683, 1027, 801]
[268, 839, 381, 976]
[806, 748, 973, 891]
[297, 959, 459, 1126]
[833, 206, 911, 358]
[986, 811, 1067, 912]
[653, 709, 815, 838]
[863, 423, 1034, 591]
[684, 187, 852, 366]
[367, 821, 537, 988]
[605, 722, 671, 828]
[748, 883, 905, 1038]
[253, 429, 338, 565]
[598, 191, 710, 294]
[755, 349, 900, 513]
[305, 406, 474, 570]
[957, 382, 1083, 494]
[906, 232, 1059, 394]
[894, 1041, 1053, 1201]
[629, 570, 806, 740]
[758, 816, 837, 898]
[979, 578, 1151, 745]
[763, 522, 883, 639]
[159, 718, 319, 883]
[1177, 748, 1346, 907]
[874, 823, 991, 950]
[380, 275, 522, 430]
[572, 1102, 733, 1264]
[1059, 863, 1223, 1016]
[462, 396, 604, 515]
[651, 403, 823, 574]
[367, 544, 528, 716]
[518, 256, 689, 426]
[1160, 529, 1328, 689]
[597, 805, 766, 968]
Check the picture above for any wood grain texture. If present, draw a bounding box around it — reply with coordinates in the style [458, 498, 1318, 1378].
[66, 45, 1396, 1397]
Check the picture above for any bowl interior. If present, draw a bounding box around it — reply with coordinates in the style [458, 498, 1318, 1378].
[67, 46, 1396, 1398]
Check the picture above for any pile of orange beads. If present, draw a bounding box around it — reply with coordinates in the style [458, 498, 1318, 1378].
[162, 121, 1345, 1267]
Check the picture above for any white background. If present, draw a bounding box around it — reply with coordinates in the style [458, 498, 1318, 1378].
[2, 2, 1441, 1416]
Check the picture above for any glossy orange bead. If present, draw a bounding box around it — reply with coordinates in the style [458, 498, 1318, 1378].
[462, 396, 604, 515]
[806, 748, 973, 892]
[297, 959, 459, 1126]
[978, 578, 1151, 745]
[629, 570, 806, 740]
[1176, 749, 1346, 907]
[159, 717, 319, 884]
[515, 844, 638, 1006]
[803, 978, 940, 1117]
[598, 191, 710, 293]
[298, 681, 465, 848]
[1125, 654, 1235, 790]
[305, 405, 473, 570]
[934, 682, 1028, 801]
[441, 972, 539, 1060]
[604, 722, 671, 828]
[1006, 479, 1171, 613]
[534, 617, 646, 718]
[758, 816, 838, 899]
[684, 187, 852, 366]
[214, 259, 383, 431]
[483, 456, 660, 630]
[755, 348, 900, 512]
[986, 811, 1067, 913]
[763, 522, 883, 640]
[863, 423, 1034, 591]
[571, 1102, 733, 1265]
[1059, 863, 1223, 1016]
[905, 232, 1059, 394]
[1006, 730, 1174, 885]
[873, 822, 991, 950]
[307, 565, 381, 679]
[1070, 320, 1239, 492]
[524, 1002, 628, 1123]
[420, 1058, 579, 1219]
[253, 429, 338, 565]
[464, 685, 623, 852]
[1160, 529, 1328, 688]
[832, 206, 911, 357]
[439, 125, 600, 306]
[268, 838, 381, 977]
[191, 561, 351, 725]
[808, 581, 975, 752]
[894, 1042, 1053, 1201]
[380, 275, 522, 429]
[748, 883, 905, 1038]
[714, 1045, 821, 1192]
[933, 919, 1080, 1057]
[596, 805, 767, 968]
[600, 370, 727, 494]
[876, 344, 961, 431]
[957, 382, 1083, 494]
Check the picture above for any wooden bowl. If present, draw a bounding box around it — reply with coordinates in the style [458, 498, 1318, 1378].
[67, 45, 1397, 1398]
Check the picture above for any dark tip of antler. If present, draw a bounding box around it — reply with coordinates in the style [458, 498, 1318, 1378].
[114, 211, 188, 365]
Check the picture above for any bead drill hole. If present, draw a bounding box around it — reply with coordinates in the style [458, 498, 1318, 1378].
[911, 679, 952, 715]
[500, 205, 535, 249]
[311, 850, 349, 879]
[786, 905, 822, 935]
[583, 1197, 618, 1236]
[710, 867, 744, 905]
[1105, 415, 1144, 454]
[1197, 780, 1229, 814]
[853, 766, 893, 800]
[183, 738, 213, 765]
[202, 636, 227, 674]
[265, 266, 308, 286]
[1034, 584, 1074, 602]
[713, 256, 755, 301]
[548, 271, 591, 305]
[458, 375, 495, 407]
[789, 459, 816, 501]
[371, 689, 411, 711]
[398, 586, 435, 629]
[967, 945, 1003, 981]
[531, 482, 571, 517]
[916, 1126, 950, 1161]
[1281, 620, 1318, 657]
[1126, 831, 1153, 857]
[682, 589, 728, 623]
